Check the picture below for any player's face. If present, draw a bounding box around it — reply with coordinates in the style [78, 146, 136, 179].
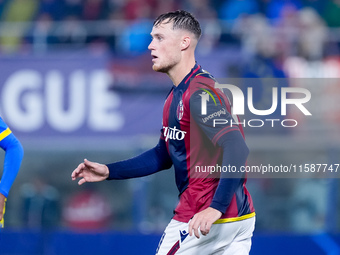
[148, 21, 182, 73]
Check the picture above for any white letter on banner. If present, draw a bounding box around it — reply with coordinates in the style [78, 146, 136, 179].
[46, 70, 86, 132]
[88, 70, 124, 131]
[2, 70, 43, 131]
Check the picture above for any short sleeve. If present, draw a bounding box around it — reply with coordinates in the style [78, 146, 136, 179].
[0, 117, 12, 147]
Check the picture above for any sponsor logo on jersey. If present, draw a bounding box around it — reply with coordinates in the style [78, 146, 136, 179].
[163, 126, 186, 142]
[202, 108, 227, 123]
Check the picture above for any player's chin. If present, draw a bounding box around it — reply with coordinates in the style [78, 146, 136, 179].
[152, 64, 168, 73]
[152, 64, 161, 72]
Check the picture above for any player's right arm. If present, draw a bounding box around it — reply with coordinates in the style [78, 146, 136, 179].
[0, 118, 24, 227]
[72, 138, 173, 185]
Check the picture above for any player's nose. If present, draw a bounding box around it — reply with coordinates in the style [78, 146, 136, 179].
[148, 40, 155, 51]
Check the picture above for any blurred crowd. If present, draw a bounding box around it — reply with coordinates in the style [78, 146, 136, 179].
[0, 0, 339, 58]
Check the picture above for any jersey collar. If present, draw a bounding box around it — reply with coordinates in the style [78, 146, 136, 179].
[175, 62, 201, 91]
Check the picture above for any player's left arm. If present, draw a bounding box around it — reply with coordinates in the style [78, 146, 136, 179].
[188, 86, 249, 238]
[189, 133, 249, 238]
[0, 128, 24, 224]
[210, 131, 249, 213]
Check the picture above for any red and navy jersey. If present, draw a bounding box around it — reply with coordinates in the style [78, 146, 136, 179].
[161, 63, 254, 223]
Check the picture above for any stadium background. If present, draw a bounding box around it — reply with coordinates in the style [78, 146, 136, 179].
[0, 0, 340, 254]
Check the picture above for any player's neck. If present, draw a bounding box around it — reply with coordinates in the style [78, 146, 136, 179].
[168, 57, 196, 87]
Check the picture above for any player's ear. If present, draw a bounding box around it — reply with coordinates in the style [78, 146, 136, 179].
[180, 36, 191, 51]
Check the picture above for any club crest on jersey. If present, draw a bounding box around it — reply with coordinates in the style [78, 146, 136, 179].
[176, 99, 184, 121]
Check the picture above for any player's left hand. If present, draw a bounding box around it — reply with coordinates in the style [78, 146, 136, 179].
[188, 207, 222, 239]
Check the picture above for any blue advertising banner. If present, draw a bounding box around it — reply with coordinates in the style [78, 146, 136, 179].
[0, 53, 166, 148]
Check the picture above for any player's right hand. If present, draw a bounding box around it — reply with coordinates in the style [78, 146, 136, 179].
[71, 159, 109, 185]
